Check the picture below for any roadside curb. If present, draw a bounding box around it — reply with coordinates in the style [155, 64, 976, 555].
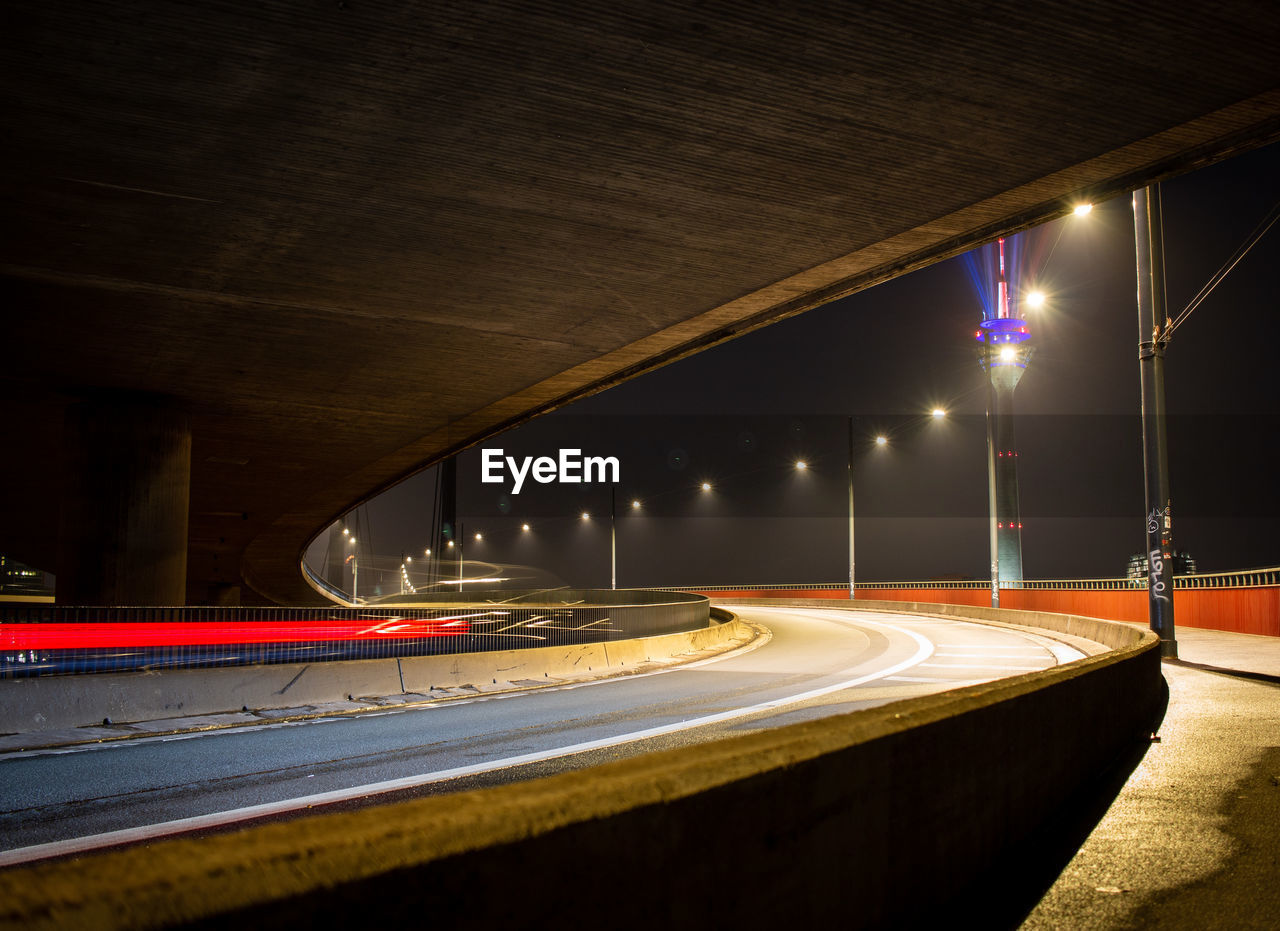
[0, 616, 760, 752]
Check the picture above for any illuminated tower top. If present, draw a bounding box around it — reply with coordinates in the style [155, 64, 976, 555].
[975, 237, 1032, 391]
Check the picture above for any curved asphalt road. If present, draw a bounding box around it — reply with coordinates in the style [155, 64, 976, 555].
[0, 606, 1085, 866]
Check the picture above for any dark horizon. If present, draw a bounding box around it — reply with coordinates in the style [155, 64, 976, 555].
[308, 139, 1277, 592]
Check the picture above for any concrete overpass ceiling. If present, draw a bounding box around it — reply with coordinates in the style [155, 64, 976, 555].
[2, 2, 1278, 603]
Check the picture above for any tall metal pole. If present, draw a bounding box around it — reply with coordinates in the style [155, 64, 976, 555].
[847, 416, 855, 600]
[610, 485, 617, 590]
[984, 375, 1000, 608]
[1133, 186, 1178, 657]
[457, 521, 464, 583]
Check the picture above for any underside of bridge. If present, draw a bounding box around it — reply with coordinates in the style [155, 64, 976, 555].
[2, 2, 1278, 605]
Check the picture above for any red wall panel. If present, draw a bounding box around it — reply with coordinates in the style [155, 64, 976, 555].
[694, 586, 1278, 637]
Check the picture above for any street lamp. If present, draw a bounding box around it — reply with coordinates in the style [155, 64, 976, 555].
[346, 535, 359, 603]
[848, 412, 945, 598]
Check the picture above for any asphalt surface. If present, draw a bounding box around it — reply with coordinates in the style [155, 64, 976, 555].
[0, 606, 1083, 865]
[1021, 625, 1280, 930]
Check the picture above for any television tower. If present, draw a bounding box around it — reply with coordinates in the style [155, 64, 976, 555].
[975, 236, 1032, 585]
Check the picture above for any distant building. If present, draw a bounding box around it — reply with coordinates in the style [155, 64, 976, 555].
[1127, 551, 1198, 579]
[0, 555, 53, 597]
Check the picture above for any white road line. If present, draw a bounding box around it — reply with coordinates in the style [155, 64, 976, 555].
[935, 644, 1043, 651]
[885, 675, 990, 685]
[0, 614, 933, 867]
[934, 651, 1048, 658]
[884, 675, 942, 683]
[919, 662, 1049, 671]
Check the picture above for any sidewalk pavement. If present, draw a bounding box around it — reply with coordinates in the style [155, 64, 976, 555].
[1022, 624, 1280, 929]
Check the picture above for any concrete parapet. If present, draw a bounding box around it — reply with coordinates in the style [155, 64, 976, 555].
[0, 603, 1164, 928]
[0, 614, 751, 737]
[715, 597, 1141, 654]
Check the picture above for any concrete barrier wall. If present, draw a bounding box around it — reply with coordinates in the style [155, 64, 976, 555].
[695, 586, 1280, 637]
[745, 597, 1149, 650]
[0, 615, 752, 735]
[0, 602, 1164, 929]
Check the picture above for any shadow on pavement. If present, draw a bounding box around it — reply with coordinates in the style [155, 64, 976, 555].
[919, 674, 1171, 930]
[1164, 659, 1280, 687]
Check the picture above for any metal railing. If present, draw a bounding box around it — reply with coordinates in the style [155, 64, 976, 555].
[652, 565, 1280, 592]
[0, 590, 709, 679]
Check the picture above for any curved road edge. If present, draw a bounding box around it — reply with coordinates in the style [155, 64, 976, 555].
[0, 613, 766, 751]
[0, 603, 1166, 930]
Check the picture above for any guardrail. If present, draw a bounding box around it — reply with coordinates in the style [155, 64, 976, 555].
[650, 564, 1280, 591]
[0, 591, 709, 679]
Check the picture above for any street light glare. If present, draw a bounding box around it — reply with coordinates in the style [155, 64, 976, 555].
[701, 482, 712, 492]
[1073, 203, 1093, 216]
[474, 532, 482, 542]
[875, 435, 888, 447]
[932, 408, 947, 419]
[446, 540, 454, 548]
[795, 460, 807, 471]
[521, 523, 530, 532]
[1000, 345, 1017, 362]
[631, 499, 641, 509]
[424, 548, 431, 556]
[1026, 290, 1046, 308]
[342, 527, 349, 535]
[348, 536, 356, 545]
[581, 511, 591, 520]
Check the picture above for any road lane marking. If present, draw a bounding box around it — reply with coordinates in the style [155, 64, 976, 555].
[885, 675, 990, 685]
[934, 651, 1049, 658]
[0, 613, 931, 867]
[936, 644, 1044, 651]
[919, 662, 1049, 671]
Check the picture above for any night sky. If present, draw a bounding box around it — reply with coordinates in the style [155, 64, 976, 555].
[322, 140, 1280, 594]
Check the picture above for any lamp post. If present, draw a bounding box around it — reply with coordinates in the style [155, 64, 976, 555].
[984, 379, 1001, 608]
[610, 486, 617, 590]
[847, 413, 943, 597]
[457, 521, 465, 583]
[1133, 185, 1178, 657]
[847, 418, 856, 599]
[346, 535, 359, 604]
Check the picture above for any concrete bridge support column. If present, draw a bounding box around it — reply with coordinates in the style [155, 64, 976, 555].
[55, 395, 191, 606]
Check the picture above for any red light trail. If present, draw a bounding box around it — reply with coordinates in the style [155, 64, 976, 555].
[0, 616, 473, 651]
